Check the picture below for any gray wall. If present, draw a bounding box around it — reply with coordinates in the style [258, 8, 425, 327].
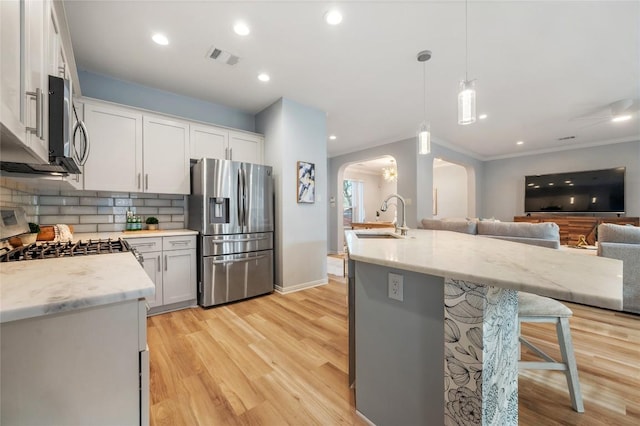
[328, 138, 483, 253]
[78, 70, 255, 131]
[256, 98, 328, 291]
[482, 141, 640, 220]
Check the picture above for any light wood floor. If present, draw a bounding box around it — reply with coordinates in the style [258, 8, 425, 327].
[148, 277, 639, 425]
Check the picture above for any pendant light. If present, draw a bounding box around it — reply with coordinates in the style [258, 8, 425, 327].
[458, 0, 476, 125]
[417, 50, 432, 155]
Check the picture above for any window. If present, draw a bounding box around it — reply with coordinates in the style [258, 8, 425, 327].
[343, 179, 364, 227]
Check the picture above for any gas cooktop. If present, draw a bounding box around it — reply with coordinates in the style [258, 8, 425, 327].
[0, 239, 134, 262]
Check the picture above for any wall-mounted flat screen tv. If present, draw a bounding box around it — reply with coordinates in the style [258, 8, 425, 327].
[525, 168, 625, 213]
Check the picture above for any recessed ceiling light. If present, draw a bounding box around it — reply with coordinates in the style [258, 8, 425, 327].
[548, 183, 554, 186]
[478, 114, 488, 120]
[257, 73, 270, 82]
[329, 135, 337, 140]
[527, 183, 534, 186]
[564, 180, 572, 184]
[324, 10, 343, 25]
[233, 22, 250, 36]
[611, 115, 632, 122]
[516, 141, 524, 145]
[152, 33, 169, 45]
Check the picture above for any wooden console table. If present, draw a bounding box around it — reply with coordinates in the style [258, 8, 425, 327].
[514, 215, 639, 245]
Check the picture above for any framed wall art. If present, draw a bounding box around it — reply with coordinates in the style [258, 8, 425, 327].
[297, 161, 315, 203]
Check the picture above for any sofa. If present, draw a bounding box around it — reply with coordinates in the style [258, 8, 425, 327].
[420, 218, 561, 249]
[597, 223, 640, 314]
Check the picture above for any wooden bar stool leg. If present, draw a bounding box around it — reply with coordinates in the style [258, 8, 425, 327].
[557, 317, 584, 413]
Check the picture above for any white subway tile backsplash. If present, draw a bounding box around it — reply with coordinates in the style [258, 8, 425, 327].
[144, 199, 172, 207]
[60, 206, 99, 215]
[39, 215, 80, 225]
[98, 206, 130, 215]
[72, 224, 98, 233]
[80, 215, 113, 224]
[61, 190, 97, 197]
[156, 215, 172, 223]
[39, 196, 79, 206]
[38, 206, 60, 215]
[159, 207, 183, 215]
[97, 223, 126, 232]
[160, 222, 184, 230]
[134, 207, 159, 215]
[171, 199, 185, 207]
[129, 193, 158, 199]
[115, 198, 133, 207]
[158, 194, 184, 200]
[171, 215, 185, 222]
[37, 188, 61, 196]
[132, 199, 145, 207]
[114, 215, 127, 223]
[80, 197, 114, 206]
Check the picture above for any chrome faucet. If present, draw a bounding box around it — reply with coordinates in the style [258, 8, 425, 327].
[380, 194, 409, 236]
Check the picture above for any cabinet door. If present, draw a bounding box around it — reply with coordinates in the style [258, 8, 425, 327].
[0, 0, 24, 142]
[23, 0, 49, 162]
[83, 103, 143, 192]
[189, 123, 228, 161]
[143, 116, 189, 194]
[163, 249, 196, 305]
[229, 130, 263, 164]
[141, 251, 163, 309]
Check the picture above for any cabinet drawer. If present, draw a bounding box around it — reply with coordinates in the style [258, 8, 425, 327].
[125, 237, 162, 253]
[163, 235, 196, 251]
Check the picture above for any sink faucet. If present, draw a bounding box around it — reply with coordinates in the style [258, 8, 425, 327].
[380, 194, 409, 236]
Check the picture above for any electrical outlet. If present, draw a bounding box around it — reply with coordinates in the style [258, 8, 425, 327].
[388, 272, 404, 301]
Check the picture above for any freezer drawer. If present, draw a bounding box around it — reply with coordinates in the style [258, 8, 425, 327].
[201, 233, 273, 256]
[200, 249, 274, 307]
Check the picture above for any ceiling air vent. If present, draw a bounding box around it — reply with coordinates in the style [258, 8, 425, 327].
[558, 136, 576, 141]
[207, 47, 240, 66]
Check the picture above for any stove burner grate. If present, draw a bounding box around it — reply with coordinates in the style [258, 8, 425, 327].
[0, 238, 133, 262]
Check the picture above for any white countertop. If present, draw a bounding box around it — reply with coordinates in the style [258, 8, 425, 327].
[73, 229, 198, 241]
[345, 229, 623, 311]
[0, 252, 155, 324]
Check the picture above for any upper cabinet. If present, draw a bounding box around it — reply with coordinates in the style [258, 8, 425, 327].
[83, 101, 191, 195]
[143, 116, 189, 194]
[83, 102, 143, 192]
[190, 123, 263, 164]
[1, 0, 51, 162]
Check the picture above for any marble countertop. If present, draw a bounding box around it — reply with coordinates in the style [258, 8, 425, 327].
[73, 229, 198, 241]
[0, 252, 155, 324]
[345, 229, 623, 310]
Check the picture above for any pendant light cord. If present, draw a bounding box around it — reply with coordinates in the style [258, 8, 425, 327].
[465, 0, 469, 82]
[423, 62, 426, 119]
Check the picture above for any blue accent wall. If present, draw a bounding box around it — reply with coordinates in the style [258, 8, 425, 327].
[78, 70, 255, 131]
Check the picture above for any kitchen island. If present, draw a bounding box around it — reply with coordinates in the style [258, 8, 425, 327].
[345, 229, 622, 426]
[0, 252, 154, 425]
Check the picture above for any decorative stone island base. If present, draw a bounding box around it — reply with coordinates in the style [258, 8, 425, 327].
[353, 263, 520, 426]
[444, 278, 518, 425]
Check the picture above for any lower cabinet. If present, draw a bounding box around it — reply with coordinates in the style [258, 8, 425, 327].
[126, 235, 197, 314]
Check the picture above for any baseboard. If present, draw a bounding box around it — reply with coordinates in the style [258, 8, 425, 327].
[275, 278, 327, 294]
[356, 410, 376, 426]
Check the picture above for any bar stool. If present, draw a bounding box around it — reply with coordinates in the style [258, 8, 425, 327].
[518, 292, 584, 413]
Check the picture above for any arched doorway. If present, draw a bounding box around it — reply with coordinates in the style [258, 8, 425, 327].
[432, 157, 474, 219]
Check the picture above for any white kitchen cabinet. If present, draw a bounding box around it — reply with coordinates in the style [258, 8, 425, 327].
[190, 123, 264, 164]
[83, 102, 143, 192]
[0, 0, 50, 163]
[229, 130, 263, 164]
[143, 115, 190, 194]
[1, 299, 147, 425]
[126, 235, 196, 313]
[190, 123, 228, 160]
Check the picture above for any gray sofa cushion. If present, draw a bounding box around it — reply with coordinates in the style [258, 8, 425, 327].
[598, 223, 640, 244]
[477, 221, 560, 240]
[421, 218, 478, 234]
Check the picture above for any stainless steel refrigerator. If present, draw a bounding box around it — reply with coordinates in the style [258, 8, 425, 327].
[188, 158, 274, 307]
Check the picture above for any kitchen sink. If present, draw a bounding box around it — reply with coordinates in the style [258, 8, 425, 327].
[355, 232, 401, 239]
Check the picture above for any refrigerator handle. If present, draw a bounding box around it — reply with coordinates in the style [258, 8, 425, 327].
[242, 167, 248, 229]
[237, 169, 243, 226]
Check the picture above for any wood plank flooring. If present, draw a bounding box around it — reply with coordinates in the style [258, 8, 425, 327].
[148, 277, 639, 425]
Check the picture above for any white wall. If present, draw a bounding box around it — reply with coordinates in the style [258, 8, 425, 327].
[343, 169, 396, 222]
[433, 162, 468, 219]
[256, 98, 327, 292]
[482, 141, 640, 220]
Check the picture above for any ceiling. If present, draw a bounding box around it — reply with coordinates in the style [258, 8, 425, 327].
[63, 1, 640, 160]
